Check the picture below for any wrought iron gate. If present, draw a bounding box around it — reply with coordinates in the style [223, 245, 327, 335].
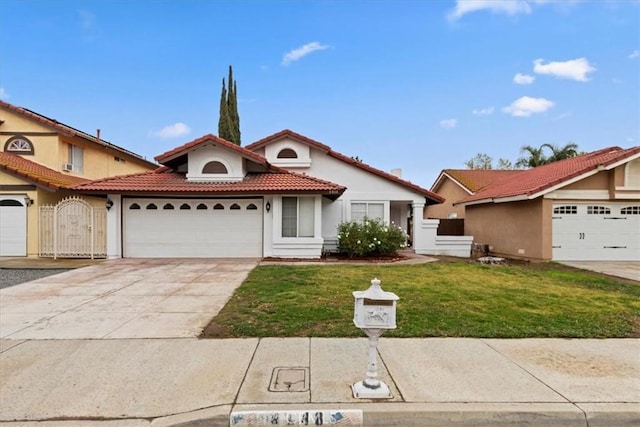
[39, 197, 107, 259]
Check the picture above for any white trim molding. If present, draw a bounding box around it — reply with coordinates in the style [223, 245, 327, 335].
[544, 190, 610, 200]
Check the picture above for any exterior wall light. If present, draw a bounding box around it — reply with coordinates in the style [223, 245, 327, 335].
[24, 196, 34, 207]
[106, 199, 114, 210]
[265, 201, 271, 213]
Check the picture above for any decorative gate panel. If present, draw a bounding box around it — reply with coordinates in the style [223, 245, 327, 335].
[39, 197, 107, 258]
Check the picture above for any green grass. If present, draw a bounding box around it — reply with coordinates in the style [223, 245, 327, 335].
[202, 262, 640, 338]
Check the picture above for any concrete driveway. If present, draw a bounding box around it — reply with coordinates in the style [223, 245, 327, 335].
[0, 258, 258, 339]
[559, 261, 640, 282]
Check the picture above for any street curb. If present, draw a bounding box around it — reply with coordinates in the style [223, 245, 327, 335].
[1, 403, 637, 426]
[150, 405, 231, 427]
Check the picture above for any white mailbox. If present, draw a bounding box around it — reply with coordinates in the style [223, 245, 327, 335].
[351, 277, 399, 399]
[353, 277, 399, 330]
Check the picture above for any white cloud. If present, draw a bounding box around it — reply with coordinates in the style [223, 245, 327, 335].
[439, 118, 458, 129]
[513, 73, 535, 84]
[151, 122, 191, 139]
[448, 0, 582, 21]
[448, 0, 532, 21]
[629, 50, 639, 59]
[502, 96, 554, 117]
[0, 87, 10, 99]
[281, 42, 330, 66]
[533, 57, 596, 82]
[472, 107, 495, 116]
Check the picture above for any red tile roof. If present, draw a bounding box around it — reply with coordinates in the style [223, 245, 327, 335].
[0, 152, 90, 189]
[155, 134, 275, 170]
[72, 167, 346, 197]
[0, 101, 155, 167]
[459, 146, 640, 205]
[246, 129, 444, 203]
[435, 169, 524, 193]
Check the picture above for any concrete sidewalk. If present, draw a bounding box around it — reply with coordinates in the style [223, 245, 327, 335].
[1, 338, 638, 426]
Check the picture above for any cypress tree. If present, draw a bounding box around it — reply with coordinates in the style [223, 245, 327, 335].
[218, 66, 241, 145]
[218, 78, 232, 142]
[230, 80, 241, 145]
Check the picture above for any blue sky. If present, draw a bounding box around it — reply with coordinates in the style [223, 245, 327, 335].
[1, 0, 638, 187]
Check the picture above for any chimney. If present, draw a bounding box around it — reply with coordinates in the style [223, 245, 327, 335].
[390, 168, 402, 178]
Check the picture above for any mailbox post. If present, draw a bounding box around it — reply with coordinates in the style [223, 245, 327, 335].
[352, 277, 399, 399]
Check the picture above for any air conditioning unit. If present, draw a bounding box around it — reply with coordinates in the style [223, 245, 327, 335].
[62, 163, 73, 171]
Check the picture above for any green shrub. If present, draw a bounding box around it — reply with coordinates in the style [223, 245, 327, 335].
[336, 217, 407, 257]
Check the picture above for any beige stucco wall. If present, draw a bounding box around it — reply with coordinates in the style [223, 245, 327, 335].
[465, 198, 549, 260]
[70, 137, 154, 179]
[2, 168, 108, 257]
[1, 108, 155, 179]
[563, 170, 610, 190]
[424, 178, 468, 219]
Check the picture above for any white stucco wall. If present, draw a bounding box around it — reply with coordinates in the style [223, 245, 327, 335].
[304, 149, 426, 244]
[187, 143, 245, 181]
[106, 194, 122, 258]
[263, 138, 311, 168]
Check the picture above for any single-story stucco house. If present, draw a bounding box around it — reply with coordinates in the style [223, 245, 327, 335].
[424, 169, 522, 220]
[454, 146, 640, 261]
[74, 130, 472, 259]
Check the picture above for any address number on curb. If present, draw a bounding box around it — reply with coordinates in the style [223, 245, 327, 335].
[230, 410, 363, 426]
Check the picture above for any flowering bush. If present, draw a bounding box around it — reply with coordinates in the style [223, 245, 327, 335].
[336, 217, 407, 257]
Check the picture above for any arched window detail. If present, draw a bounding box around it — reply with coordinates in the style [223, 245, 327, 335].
[213, 203, 225, 210]
[180, 203, 191, 210]
[621, 206, 640, 215]
[230, 203, 241, 210]
[277, 148, 298, 159]
[202, 161, 228, 174]
[0, 199, 23, 207]
[196, 203, 208, 210]
[247, 203, 258, 210]
[129, 203, 141, 210]
[163, 203, 175, 210]
[4, 136, 34, 155]
[146, 203, 158, 210]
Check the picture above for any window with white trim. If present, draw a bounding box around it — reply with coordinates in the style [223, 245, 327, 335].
[202, 161, 228, 174]
[282, 197, 314, 238]
[351, 202, 384, 223]
[4, 136, 34, 154]
[277, 148, 298, 159]
[68, 144, 84, 173]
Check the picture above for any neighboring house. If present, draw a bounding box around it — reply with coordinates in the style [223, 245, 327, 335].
[455, 147, 640, 261]
[425, 169, 522, 220]
[0, 101, 157, 257]
[74, 130, 472, 259]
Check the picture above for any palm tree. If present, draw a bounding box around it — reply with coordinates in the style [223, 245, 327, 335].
[515, 145, 548, 168]
[542, 142, 579, 162]
[515, 142, 580, 168]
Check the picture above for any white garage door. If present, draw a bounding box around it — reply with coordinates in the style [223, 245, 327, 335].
[552, 203, 640, 261]
[124, 198, 263, 258]
[0, 195, 27, 256]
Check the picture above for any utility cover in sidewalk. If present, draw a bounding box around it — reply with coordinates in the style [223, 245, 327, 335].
[269, 367, 309, 392]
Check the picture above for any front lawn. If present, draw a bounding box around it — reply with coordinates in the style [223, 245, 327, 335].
[201, 261, 640, 338]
